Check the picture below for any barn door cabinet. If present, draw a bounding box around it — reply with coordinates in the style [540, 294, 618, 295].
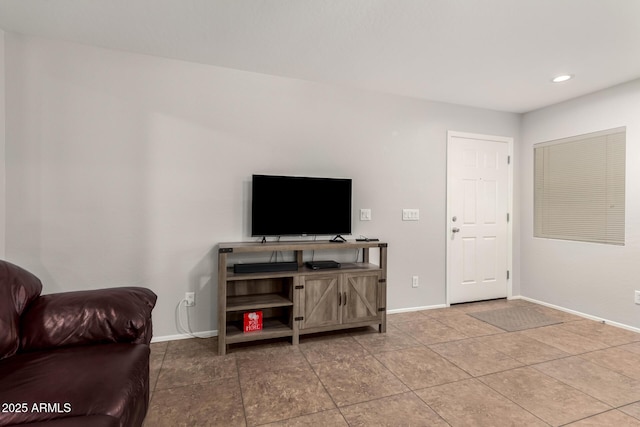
[217, 240, 387, 355]
[298, 271, 382, 330]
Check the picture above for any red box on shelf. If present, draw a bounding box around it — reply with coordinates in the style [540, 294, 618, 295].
[243, 311, 263, 333]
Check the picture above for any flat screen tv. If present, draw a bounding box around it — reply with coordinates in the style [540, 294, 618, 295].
[251, 174, 352, 237]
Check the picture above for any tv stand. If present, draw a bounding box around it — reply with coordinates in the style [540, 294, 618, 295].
[217, 240, 387, 355]
[330, 234, 347, 242]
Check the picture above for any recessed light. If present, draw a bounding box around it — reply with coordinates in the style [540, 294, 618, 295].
[552, 74, 573, 83]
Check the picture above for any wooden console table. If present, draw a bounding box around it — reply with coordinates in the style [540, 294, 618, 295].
[217, 240, 387, 355]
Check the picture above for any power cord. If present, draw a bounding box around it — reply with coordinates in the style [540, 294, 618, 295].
[175, 298, 201, 339]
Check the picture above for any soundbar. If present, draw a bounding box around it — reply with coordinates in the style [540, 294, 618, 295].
[233, 261, 299, 274]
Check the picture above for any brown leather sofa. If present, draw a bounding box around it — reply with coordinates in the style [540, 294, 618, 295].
[0, 260, 157, 427]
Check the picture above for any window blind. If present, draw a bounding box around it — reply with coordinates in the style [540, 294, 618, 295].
[534, 127, 625, 245]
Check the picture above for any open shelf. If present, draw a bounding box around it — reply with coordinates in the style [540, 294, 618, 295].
[226, 293, 293, 312]
[225, 318, 293, 344]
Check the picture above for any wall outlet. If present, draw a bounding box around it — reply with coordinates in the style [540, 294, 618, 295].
[360, 208, 372, 221]
[635, 290, 640, 305]
[412, 276, 419, 288]
[185, 292, 195, 307]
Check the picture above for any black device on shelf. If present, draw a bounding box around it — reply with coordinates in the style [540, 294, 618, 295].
[305, 260, 341, 270]
[251, 174, 352, 237]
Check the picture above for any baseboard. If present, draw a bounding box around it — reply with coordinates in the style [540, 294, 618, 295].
[151, 298, 639, 342]
[152, 306, 444, 342]
[388, 304, 447, 314]
[514, 296, 640, 334]
[152, 306, 447, 342]
[151, 330, 218, 343]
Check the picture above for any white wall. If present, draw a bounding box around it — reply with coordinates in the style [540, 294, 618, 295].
[4, 34, 520, 338]
[521, 79, 640, 329]
[0, 30, 5, 258]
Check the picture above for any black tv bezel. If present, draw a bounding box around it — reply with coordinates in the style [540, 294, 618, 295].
[251, 174, 352, 237]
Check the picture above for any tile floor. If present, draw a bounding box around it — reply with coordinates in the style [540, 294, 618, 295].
[144, 299, 640, 426]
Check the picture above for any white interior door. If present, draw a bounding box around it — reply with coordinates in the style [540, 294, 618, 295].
[447, 131, 512, 304]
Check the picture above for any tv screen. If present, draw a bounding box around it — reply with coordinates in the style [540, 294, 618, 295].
[251, 175, 352, 237]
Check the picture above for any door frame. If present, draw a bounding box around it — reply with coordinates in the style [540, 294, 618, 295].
[445, 131, 514, 306]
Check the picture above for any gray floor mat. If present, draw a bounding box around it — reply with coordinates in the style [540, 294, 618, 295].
[468, 306, 562, 332]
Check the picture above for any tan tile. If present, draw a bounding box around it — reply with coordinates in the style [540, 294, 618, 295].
[165, 337, 218, 356]
[150, 341, 169, 353]
[149, 347, 165, 392]
[312, 355, 408, 406]
[565, 410, 640, 426]
[620, 402, 640, 420]
[535, 356, 640, 406]
[386, 310, 429, 325]
[240, 364, 335, 425]
[299, 335, 369, 364]
[155, 350, 237, 389]
[375, 346, 469, 390]
[259, 409, 348, 427]
[149, 311, 636, 426]
[528, 305, 583, 322]
[480, 366, 611, 426]
[621, 342, 640, 355]
[149, 343, 167, 398]
[145, 377, 245, 427]
[580, 347, 640, 380]
[228, 337, 292, 354]
[436, 313, 504, 337]
[415, 378, 547, 426]
[352, 324, 421, 354]
[521, 324, 608, 354]
[340, 392, 449, 426]
[429, 337, 522, 376]
[421, 305, 468, 319]
[479, 331, 569, 364]
[394, 318, 468, 345]
[558, 320, 640, 346]
[234, 345, 309, 376]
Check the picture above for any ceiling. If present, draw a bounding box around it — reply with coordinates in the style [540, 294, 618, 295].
[1, 0, 639, 113]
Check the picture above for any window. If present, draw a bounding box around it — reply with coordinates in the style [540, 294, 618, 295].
[534, 127, 625, 245]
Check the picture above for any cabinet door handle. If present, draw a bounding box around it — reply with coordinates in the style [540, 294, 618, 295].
[343, 292, 347, 306]
[338, 292, 342, 306]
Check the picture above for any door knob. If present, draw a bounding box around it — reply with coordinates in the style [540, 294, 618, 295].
[452, 227, 460, 233]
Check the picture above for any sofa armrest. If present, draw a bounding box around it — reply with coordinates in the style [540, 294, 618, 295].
[19, 287, 157, 352]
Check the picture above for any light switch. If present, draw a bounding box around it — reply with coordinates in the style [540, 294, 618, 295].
[402, 209, 420, 221]
[360, 209, 372, 221]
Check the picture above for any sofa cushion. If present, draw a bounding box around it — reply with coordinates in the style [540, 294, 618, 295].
[0, 261, 43, 360]
[20, 287, 157, 352]
[0, 343, 149, 427]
